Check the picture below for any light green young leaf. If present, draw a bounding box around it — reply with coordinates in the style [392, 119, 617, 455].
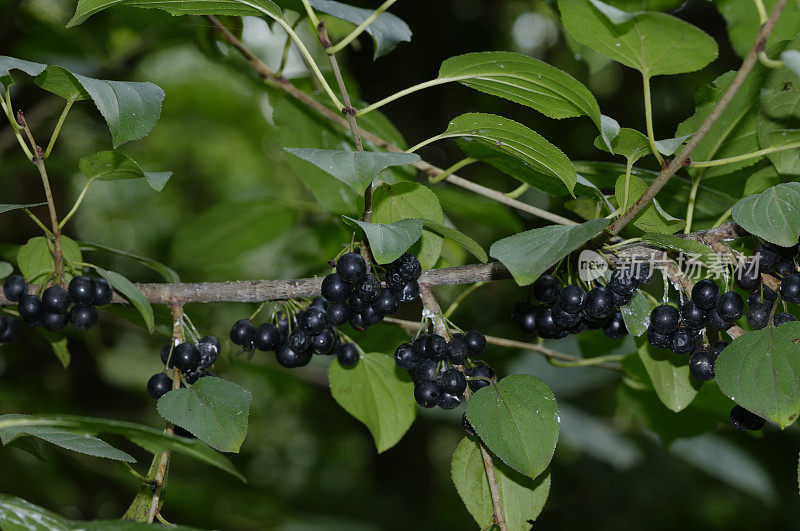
[157, 377, 253, 453]
[636, 337, 699, 412]
[0, 56, 46, 87]
[79, 150, 171, 191]
[593, 127, 650, 163]
[93, 266, 154, 332]
[34, 65, 90, 101]
[615, 174, 685, 234]
[466, 375, 560, 479]
[489, 219, 609, 286]
[421, 220, 488, 263]
[451, 437, 550, 529]
[654, 134, 692, 156]
[17, 236, 82, 283]
[328, 351, 416, 453]
[731, 182, 800, 247]
[345, 217, 423, 265]
[620, 291, 650, 337]
[0, 261, 11, 279]
[68, 0, 282, 27]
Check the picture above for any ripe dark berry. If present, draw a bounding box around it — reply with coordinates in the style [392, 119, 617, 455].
[439, 368, 466, 396]
[42, 312, 68, 332]
[730, 405, 766, 431]
[354, 274, 381, 303]
[185, 370, 212, 385]
[689, 348, 717, 381]
[361, 305, 383, 326]
[516, 308, 538, 334]
[348, 292, 369, 313]
[707, 309, 732, 330]
[0, 315, 21, 344]
[462, 412, 475, 435]
[585, 286, 615, 320]
[670, 327, 698, 354]
[464, 331, 486, 358]
[631, 263, 652, 284]
[447, 335, 469, 364]
[608, 271, 637, 296]
[3, 275, 27, 302]
[18, 294, 45, 322]
[385, 269, 406, 292]
[412, 334, 429, 359]
[312, 328, 336, 354]
[650, 304, 680, 334]
[746, 303, 769, 330]
[70, 306, 98, 331]
[230, 319, 256, 346]
[325, 302, 351, 327]
[536, 306, 561, 338]
[414, 379, 442, 408]
[394, 343, 418, 370]
[756, 243, 780, 273]
[298, 307, 327, 335]
[569, 319, 589, 335]
[147, 373, 172, 399]
[748, 284, 778, 307]
[466, 365, 494, 392]
[336, 252, 367, 284]
[680, 301, 708, 330]
[398, 280, 420, 302]
[68, 276, 96, 307]
[372, 288, 399, 317]
[551, 302, 581, 329]
[773, 312, 797, 327]
[311, 296, 327, 309]
[321, 273, 351, 302]
[173, 342, 201, 372]
[415, 359, 439, 380]
[394, 253, 422, 281]
[426, 335, 448, 360]
[603, 311, 627, 339]
[716, 292, 744, 322]
[582, 314, 609, 330]
[254, 323, 281, 351]
[692, 279, 719, 310]
[93, 278, 113, 306]
[287, 329, 311, 353]
[533, 275, 560, 304]
[512, 301, 530, 325]
[709, 341, 729, 358]
[647, 327, 672, 349]
[42, 286, 69, 313]
[558, 285, 586, 313]
[780, 273, 800, 304]
[198, 336, 221, 368]
[734, 261, 760, 292]
[612, 289, 633, 307]
[776, 257, 796, 277]
[276, 345, 304, 368]
[439, 393, 462, 410]
[336, 343, 359, 367]
[160, 344, 174, 367]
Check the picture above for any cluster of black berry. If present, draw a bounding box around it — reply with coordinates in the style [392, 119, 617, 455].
[394, 330, 489, 410]
[146, 336, 221, 399]
[321, 252, 421, 332]
[2, 273, 112, 342]
[229, 303, 360, 369]
[512, 269, 647, 340]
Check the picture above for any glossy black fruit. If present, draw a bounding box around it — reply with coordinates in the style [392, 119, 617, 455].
[773, 312, 797, 327]
[394, 253, 422, 281]
[650, 304, 680, 334]
[230, 319, 256, 346]
[647, 327, 673, 349]
[692, 279, 719, 310]
[3, 275, 27, 302]
[608, 271, 637, 296]
[603, 311, 627, 339]
[464, 331, 486, 358]
[730, 405, 766, 431]
[748, 284, 777, 307]
[0, 316, 20, 344]
[42, 286, 69, 313]
[551, 302, 581, 329]
[756, 243, 780, 273]
[585, 286, 615, 320]
[536, 306, 561, 338]
[68, 276, 96, 307]
[298, 307, 327, 335]
[18, 294, 45, 323]
[746, 303, 769, 330]
[439, 393, 462, 410]
[398, 280, 420, 302]
[466, 365, 494, 392]
[447, 335, 469, 364]
[734, 261, 760, 292]
[776, 257, 797, 277]
[680, 301, 708, 329]
[311, 328, 336, 354]
[198, 336, 221, 368]
[160, 344, 174, 366]
[173, 343, 201, 372]
[276, 345, 304, 368]
[69, 306, 98, 331]
[287, 329, 311, 353]
[426, 334, 448, 360]
[93, 278, 113, 306]
[558, 285, 586, 313]
[336, 343, 359, 366]
[147, 373, 172, 399]
[780, 273, 800, 304]
[385, 269, 406, 292]
[254, 323, 281, 351]
[415, 359, 439, 380]
[707, 309, 732, 331]
[325, 302, 351, 327]
[631, 263, 652, 284]
[439, 368, 467, 396]
[372, 288, 399, 317]
[394, 343, 418, 370]
[516, 308, 538, 335]
[689, 348, 716, 381]
[670, 327, 698, 354]
[716, 292, 744, 322]
[321, 273, 351, 302]
[361, 305, 383, 326]
[412, 334, 430, 359]
[42, 312, 68, 332]
[533, 275, 561, 304]
[414, 379, 443, 408]
[611, 289, 632, 307]
[348, 292, 369, 313]
[336, 252, 367, 284]
[354, 274, 381, 303]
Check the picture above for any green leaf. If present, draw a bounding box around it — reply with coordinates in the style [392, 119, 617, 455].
[0, 415, 134, 462]
[310, 0, 411, 59]
[758, 36, 800, 175]
[431, 113, 577, 195]
[345, 217, 423, 265]
[636, 337, 699, 412]
[731, 182, 800, 247]
[0, 56, 46, 87]
[79, 151, 171, 191]
[744, 165, 781, 196]
[654, 134, 692, 156]
[79, 240, 180, 283]
[34, 65, 90, 101]
[0, 414, 244, 480]
[438, 51, 602, 128]
[68, 0, 282, 27]
[783, 50, 800, 77]
[640, 232, 717, 265]
[157, 377, 253, 452]
[328, 351, 416, 453]
[465, 375, 560, 479]
[0, 261, 11, 279]
[371, 182, 444, 269]
[17, 236, 82, 283]
[489, 219, 609, 286]
[420, 221, 488, 263]
[283, 148, 419, 194]
[451, 437, 550, 529]
[39, 330, 71, 368]
[93, 267, 154, 332]
[593, 127, 650, 163]
[620, 291, 650, 337]
[717, 0, 800, 58]
[559, 0, 718, 77]
[615, 174, 685, 234]
[0, 493, 69, 530]
[715, 322, 800, 429]
[0, 202, 47, 214]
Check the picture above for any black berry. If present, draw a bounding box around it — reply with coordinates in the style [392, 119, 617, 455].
[773, 312, 797, 327]
[670, 327, 697, 354]
[68, 276, 96, 307]
[42, 286, 69, 313]
[254, 323, 281, 351]
[325, 302, 351, 327]
[716, 292, 744, 322]
[173, 342, 201, 372]
[311, 328, 336, 354]
[398, 280, 420, 302]
[447, 335, 469, 364]
[551, 302, 581, 329]
[198, 336, 221, 368]
[756, 243, 780, 273]
[603, 311, 627, 339]
[3, 275, 27, 302]
[336, 343, 359, 367]
[287, 329, 311, 353]
[394, 343, 418, 370]
[361, 305, 383, 326]
[42, 312, 68, 332]
[536, 306, 562, 339]
[414, 379, 442, 408]
[680, 301, 708, 330]
[466, 365, 494, 392]
[415, 359, 439, 380]
[372, 288, 399, 317]
[18, 294, 45, 323]
[354, 274, 381, 303]
[692, 279, 719, 310]
[746, 303, 769, 330]
[780, 273, 800, 304]
[516, 308, 538, 334]
[425, 334, 448, 360]
[650, 304, 680, 335]
[93, 278, 113, 306]
[776, 257, 796, 277]
[608, 271, 637, 296]
[385, 269, 405, 292]
[647, 327, 673, 349]
[730, 405, 766, 431]
[321, 273, 351, 302]
[348, 292, 369, 313]
[439, 368, 466, 396]
[393, 253, 422, 281]
[533, 275, 560, 304]
[147, 373, 172, 399]
[558, 284, 586, 313]
[689, 348, 717, 381]
[298, 307, 327, 335]
[336, 252, 366, 284]
[734, 261, 760, 291]
[412, 334, 429, 359]
[276, 345, 304, 368]
[707, 309, 732, 331]
[230, 319, 256, 346]
[69, 306, 98, 331]
[439, 393, 462, 410]
[585, 286, 614, 320]
[463, 331, 486, 358]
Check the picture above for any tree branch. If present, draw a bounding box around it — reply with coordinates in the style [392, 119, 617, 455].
[606, 0, 788, 236]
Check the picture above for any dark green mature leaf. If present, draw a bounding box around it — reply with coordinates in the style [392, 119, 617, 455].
[0, 415, 134, 462]
[79, 241, 180, 283]
[157, 377, 253, 453]
[310, 0, 411, 59]
[716, 322, 800, 428]
[0, 203, 47, 214]
[466, 375, 560, 479]
[93, 266, 154, 332]
[731, 182, 800, 247]
[636, 337, 699, 412]
[717, 0, 800, 58]
[593, 127, 650, 163]
[371, 182, 444, 269]
[421, 221, 487, 263]
[345, 217, 423, 265]
[559, 0, 718, 77]
[615, 174, 684, 234]
[0, 414, 244, 480]
[34, 65, 90, 101]
[429, 113, 577, 195]
[489, 219, 610, 286]
[329, 351, 416, 453]
[283, 148, 419, 194]
[68, 0, 282, 26]
[620, 291, 650, 337]
[759, 36, 800, 175]
[0, 56, 45, 86]
[79, 151, 171, 191]
[451, 437, 550, 529]
[640, 233, 717, 265]
[17, 236, 82, 283]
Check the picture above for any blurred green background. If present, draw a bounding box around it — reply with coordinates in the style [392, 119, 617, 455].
[1, 0, 800, 529]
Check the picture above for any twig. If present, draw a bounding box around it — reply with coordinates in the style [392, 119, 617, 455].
[606, 0, 788, 236]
